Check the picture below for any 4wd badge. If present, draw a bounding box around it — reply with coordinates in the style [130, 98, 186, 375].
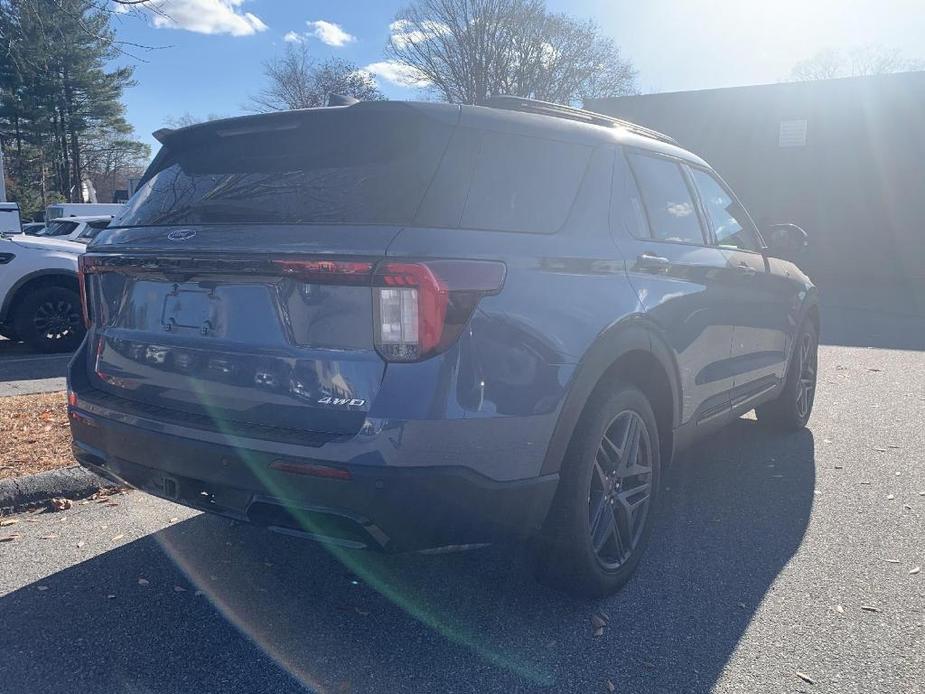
[317, 396, 366, 408]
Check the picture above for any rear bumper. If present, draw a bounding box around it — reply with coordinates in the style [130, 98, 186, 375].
[69, 408, 559, 552]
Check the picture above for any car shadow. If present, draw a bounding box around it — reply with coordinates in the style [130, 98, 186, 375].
[0, 419, 814, 693]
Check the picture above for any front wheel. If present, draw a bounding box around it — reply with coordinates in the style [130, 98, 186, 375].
[13, 286, 85, 353]
[756, 319, 818, 430]
[536, 384, 660, 598]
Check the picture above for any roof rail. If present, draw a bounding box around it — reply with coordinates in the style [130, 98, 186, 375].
[481, 95, 678, 146]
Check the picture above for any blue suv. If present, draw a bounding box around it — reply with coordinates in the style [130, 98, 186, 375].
[68, 97, 818, 596]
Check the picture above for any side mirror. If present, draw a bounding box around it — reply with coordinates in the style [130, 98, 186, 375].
[763, 223, 808, 258]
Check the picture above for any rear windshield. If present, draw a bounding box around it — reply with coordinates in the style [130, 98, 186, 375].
[114, 107, 454, 227]
[39, 220, 79, 237]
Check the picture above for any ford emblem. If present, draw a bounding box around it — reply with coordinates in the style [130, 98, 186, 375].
[167, 229, 197, 241]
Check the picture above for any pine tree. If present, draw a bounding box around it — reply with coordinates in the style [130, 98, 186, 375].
[0, 0, 147, 215]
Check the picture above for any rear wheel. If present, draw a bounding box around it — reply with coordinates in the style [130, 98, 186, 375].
[13, 286, 85, 353]
[756, 319, 818, 430]
[536, 384, 660, 598]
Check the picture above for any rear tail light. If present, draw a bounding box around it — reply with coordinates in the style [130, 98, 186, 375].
[372, 260, 505, 362]
[77, 255, 92, 327]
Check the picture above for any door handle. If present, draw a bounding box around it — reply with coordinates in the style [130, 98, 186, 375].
[736, 262, 757, 278]
[636, 253, 671, 273]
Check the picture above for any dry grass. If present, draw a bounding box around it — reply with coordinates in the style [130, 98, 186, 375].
[0, 391, 74, 479]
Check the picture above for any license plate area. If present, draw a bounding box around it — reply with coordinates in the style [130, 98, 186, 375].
[161, 287, 216, 334]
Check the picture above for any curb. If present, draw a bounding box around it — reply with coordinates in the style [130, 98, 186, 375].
[0, 466, 119, 514]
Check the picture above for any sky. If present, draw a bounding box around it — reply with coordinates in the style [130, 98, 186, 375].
[109, 0, 925, 152]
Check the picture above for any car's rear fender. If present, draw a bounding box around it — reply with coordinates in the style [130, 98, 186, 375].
[539, 317, 681, 476]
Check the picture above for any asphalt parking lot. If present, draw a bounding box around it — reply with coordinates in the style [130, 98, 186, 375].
[1, 323, 924, 692]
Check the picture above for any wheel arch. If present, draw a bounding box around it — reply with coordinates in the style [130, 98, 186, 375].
[0, 270, 79, 325]
[540, 316, 681, 476]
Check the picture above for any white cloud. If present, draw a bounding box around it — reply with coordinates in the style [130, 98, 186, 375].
[283, 30, 302, 43]
[363, 61, 430, 89]
[388, 19, 449, 50]
[144, 0, 267, 37]
[307, 20, 355, 47]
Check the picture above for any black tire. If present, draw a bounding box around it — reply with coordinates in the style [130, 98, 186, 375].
[755, 319, 818, 430]
[536, 384, 661, 598]
[13, 286, 85, 353]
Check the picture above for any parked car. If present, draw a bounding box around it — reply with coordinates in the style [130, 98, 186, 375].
[68, 98, 818, 596]
[37, 215, 112, 243]
[0, 233, 84, 352]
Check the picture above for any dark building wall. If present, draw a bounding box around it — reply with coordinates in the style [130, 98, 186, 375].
[587, 72, 925, 287]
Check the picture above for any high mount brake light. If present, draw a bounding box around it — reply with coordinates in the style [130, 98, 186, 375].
[372, 260, 505, 363]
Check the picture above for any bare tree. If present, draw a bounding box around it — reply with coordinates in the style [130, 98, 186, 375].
[163, 112, 225, 128]
[385, 0, 638, 105]
[250, 44, 385, 112]
[788, 44, 923, 82]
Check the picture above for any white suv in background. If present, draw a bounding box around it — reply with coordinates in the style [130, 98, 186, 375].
[35, 215, 113, 244]
[0, 233, 84, 353]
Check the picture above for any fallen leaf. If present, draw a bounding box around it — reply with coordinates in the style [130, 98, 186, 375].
[796, 671, 816, 685]
[50, 498, 72, 511]
[911, 567, 922, 575]
[111, 534, 125, 542]
[606, 680, 616, 692]
[0, 519, 18, 527]
[860, 605, 881, 613]
[137, 578, 149, 586]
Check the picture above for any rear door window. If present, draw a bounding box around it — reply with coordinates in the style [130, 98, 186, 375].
[626, 152, 705, 244]
[459, 131, 592, 233]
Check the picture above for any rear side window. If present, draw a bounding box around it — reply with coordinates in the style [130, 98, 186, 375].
[626, 152, 704, 244]
[459, 131, 591, 233]
[114, 107, 454, 228]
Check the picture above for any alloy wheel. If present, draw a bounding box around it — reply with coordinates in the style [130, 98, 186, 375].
[33, 299, 81, 341]
[795, 331, 817, 419]
[588, 409, 654, 570]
